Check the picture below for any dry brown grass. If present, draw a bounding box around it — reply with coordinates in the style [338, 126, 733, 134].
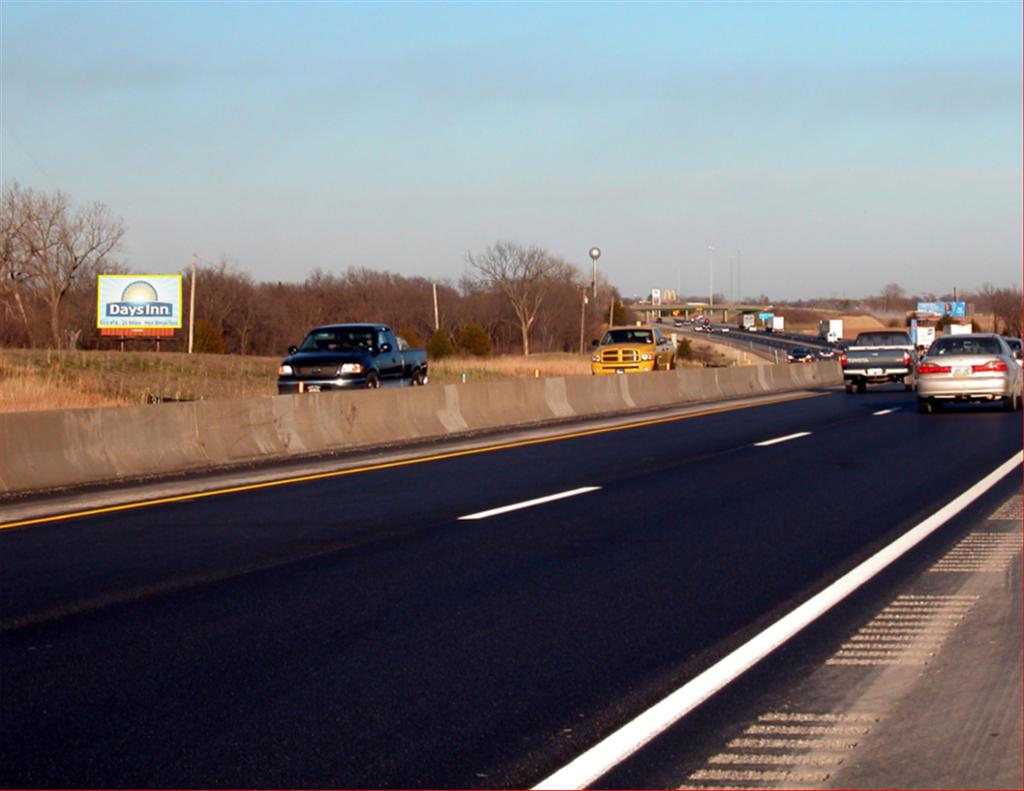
[0, 349, 279, 413]
[0, 344, 758, 414]
[0, 348, 599, 413]
[0, 358, 127, 412]
[430, 353, 593, 382]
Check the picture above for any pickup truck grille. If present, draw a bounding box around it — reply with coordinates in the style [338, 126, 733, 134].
[295, 365, 338, 377]
[601, 349, 639, 363]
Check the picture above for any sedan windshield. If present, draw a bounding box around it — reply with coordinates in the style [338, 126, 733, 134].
[930, 337, 1002, 356]
[299, 328, 375, 352]
[601, 329, 653, 345]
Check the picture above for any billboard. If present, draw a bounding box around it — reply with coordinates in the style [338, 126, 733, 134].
[97, 275, 183, 330]
[651, 288, 662, 306]
[916, 301, 966, 318]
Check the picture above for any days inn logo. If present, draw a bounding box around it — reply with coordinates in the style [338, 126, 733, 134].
[105, 281, 174, 318]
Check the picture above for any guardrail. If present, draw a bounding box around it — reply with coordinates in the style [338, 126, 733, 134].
[0, 362, 841, 496]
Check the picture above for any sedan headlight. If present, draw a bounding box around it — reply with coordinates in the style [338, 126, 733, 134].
[278, 364, 294, 376]
[340, 363, 364, 374]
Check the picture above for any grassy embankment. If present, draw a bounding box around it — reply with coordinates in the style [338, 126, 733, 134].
[0, 339, 745, 414]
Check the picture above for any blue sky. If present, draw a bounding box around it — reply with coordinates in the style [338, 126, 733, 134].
[2, 1, 1020, 300]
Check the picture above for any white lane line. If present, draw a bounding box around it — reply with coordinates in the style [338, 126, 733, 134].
[458, 487, 601, 521]
[532, 450, 1023, 790]
[873, 409, 898, 416]
[754, 431, 811, 447]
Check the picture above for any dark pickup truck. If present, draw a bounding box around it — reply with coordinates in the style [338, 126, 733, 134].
[277, 324, 428, 393]
[840, 330, 916, 393]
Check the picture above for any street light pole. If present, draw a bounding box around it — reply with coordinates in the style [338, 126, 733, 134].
[707, 244, 715, 310]
[588, 246, 601, 299]
[579, 290, 588, 354]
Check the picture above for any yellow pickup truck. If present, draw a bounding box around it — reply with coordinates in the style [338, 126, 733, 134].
[591, 325, 677, 375]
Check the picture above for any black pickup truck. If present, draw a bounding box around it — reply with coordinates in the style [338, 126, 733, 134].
[277, 324, 428, 393]
[840, 330, 916, 393]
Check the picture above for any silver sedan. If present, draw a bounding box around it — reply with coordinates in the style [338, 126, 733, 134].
[917, 333, 1023, 413]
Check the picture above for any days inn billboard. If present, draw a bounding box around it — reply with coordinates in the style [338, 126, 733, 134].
[97, 275, 183, 330]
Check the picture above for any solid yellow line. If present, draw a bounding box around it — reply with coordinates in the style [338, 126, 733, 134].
[0, 391, 826, 530]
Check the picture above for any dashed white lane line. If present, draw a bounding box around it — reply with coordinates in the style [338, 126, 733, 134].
[873, 408, 898, 416]
[754, 431, 812, 447]
[458, 487, 601, 521]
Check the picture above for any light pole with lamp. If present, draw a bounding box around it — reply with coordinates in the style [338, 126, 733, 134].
[579, 289, 588, 354]
[707, 244, 715, 309]
[589, 246, 601, 299]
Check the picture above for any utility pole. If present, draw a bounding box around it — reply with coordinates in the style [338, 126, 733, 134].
[188, 252, 197, 354]
[432, 283, 439, 331]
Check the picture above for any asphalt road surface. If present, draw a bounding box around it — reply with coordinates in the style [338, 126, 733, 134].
[2, 387, 1020, 788]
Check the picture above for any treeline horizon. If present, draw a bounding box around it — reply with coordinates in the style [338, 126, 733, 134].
[3, 182, 1020, 355]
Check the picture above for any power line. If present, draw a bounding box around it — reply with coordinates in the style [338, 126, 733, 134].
[1, 120, 61, 191]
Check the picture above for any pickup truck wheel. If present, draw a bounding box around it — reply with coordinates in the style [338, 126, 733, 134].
[856, 380, 867, 394]
[412, 368, 427, 386]
[365, 371, 381, 389]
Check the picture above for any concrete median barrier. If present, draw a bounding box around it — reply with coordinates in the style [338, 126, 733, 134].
[0, 362, 841, 496]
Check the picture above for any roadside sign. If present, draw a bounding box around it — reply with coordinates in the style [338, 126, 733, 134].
[97, 274, 183, 330]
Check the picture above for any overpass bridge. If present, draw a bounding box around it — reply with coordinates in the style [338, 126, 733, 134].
[634, 303, 767, 324]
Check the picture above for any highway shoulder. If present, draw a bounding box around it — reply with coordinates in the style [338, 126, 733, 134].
[661, 491, 1022, 791]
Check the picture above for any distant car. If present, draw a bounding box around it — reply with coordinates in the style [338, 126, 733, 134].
[786, 346, 816, 363]
[673, 318, 684, 327]
[817, 347, 838, 359]
[917, 333, 1023, 413]
[1005, 337, 1023, 366]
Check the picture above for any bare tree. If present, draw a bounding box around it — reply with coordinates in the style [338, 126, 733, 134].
[881, 282, 906, 313]
[974, 283, 1023, 336]
[2, 182, 125, 348]
[466, 241, 565, 356]
[0, 183, 38, 345]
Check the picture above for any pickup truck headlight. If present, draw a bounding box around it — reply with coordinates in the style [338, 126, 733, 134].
[640, 353, 652, 361]
[591, 354, 601, 363]
[278, 364, 294, 376]
[340, 363, 364, 374]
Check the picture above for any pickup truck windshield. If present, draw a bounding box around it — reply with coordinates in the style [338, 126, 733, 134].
[855, 333, 910, 346]
[602, 329, 653, 345]
[299, 328, 375, 352]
